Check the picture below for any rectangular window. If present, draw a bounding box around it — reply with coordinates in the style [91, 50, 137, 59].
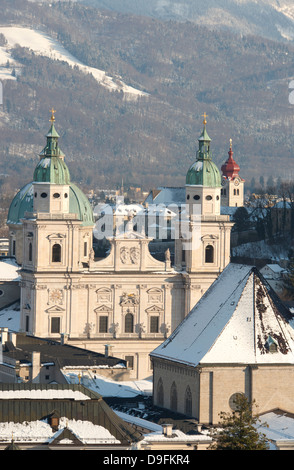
[150, 316, 159, 333]
[125, 356, 134, 369]
[84, 241, 87, 257]
[51, 317, 60, 334]
[99, 316, 108, 333]
[25, 315, 29, 332]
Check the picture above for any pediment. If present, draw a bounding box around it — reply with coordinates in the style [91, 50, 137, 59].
[146, 305, 164, 313]
[94, 304, 112, 313]
[45, 305, 65, 313]
[47, 233, 66, 240]
[201, 234, 219, 241]
[50, 427, 84, 446]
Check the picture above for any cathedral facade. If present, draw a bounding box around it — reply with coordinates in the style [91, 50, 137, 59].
[7, 114, 233, 379]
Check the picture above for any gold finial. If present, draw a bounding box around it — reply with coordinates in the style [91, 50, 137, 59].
[202, 112, 208, 126]
[50, 108, 56, 123]
[230, 138, 233, 150]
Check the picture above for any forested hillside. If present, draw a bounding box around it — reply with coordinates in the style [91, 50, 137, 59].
[0, 0, 294, 194]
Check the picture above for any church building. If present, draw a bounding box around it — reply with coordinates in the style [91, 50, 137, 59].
[151, 263, 294, 425]
[6, 112, 233, 379]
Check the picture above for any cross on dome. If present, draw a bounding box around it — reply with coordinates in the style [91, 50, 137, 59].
[202, 112, 208, 126]
[50, 108, 56, 123]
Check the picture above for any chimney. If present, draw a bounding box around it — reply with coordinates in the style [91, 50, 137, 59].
[104, 344, 113, 358]
[162, 424, 173, 437]
[0, 328, 9, 346]
[31, 351, 41, 383]
[60, 333, 68, 345]
[9, 332, 17, 347]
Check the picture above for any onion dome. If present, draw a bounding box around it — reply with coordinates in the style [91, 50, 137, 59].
[221, 139, 241, 180]
[186, 114, 221, 187]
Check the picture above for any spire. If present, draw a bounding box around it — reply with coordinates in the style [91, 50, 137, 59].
[186, 116, 221, 187]
[197, 112, 211, 160]
[39, 109, 64, 159]
[221, 138, 240, 179]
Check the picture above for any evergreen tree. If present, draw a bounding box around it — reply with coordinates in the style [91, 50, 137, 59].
[209, 395, 270, 450]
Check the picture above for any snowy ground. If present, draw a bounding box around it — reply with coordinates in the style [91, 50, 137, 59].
[232, 239, 289, 261]
[0, 26, 148, 99]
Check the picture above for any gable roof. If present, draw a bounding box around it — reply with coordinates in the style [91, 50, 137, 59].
[151, 264, 294, 367]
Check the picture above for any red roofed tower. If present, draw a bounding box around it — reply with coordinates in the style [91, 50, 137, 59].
[221, 139, 244, 207]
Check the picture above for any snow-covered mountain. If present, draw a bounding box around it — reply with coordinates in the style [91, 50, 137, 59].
[0, 26, 147, 100]
[63, 0, 294, 44]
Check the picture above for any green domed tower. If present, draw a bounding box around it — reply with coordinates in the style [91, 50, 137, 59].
[33, 120, 70, 185]
[175, 114, 234, 290]
[185, 114, 222, 217]
[186, 117, 221, 188]
[7, 111, 94, 273]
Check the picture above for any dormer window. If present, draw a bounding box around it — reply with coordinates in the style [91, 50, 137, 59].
[265, 336, 278, 353]
[49, 411, 60, 431]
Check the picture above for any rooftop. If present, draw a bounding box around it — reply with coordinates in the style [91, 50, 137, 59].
[0, 383, 142, 446]
[2, 333, 126, 370]
[151, 263, 294, 367]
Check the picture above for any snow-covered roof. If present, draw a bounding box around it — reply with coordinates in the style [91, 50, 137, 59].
[63, 371, 152, 398]
[0, 389, 90, 400]
[0, 417, 120, 445]
[151, 263, 294, 367]
[144, 187, 185, 206]
[0, 384, 142, 445]
[258, 410, 294, 449]
[0, 258, 20, 281]
[0, 301, 20, 331]
[261, 264, 285, 274]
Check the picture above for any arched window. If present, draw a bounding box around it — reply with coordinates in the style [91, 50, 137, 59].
[205, 245, 214, 263]
[185, 386, 192, 416]
[157, 378, 164, 407]
[125, 312, 134, 333]
[28, 242, 32, 262]
[170, 381, 177, 412]
[52, 243, 61, 263]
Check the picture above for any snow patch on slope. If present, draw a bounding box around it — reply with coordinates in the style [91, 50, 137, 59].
[0, 26, 148, 100]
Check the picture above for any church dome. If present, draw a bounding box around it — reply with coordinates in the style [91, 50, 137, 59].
[186, 159, 221, 187]
[7, 182, 34, 226]
[7, 181, 94, 227]
[186, 119, 221, 188]
[7, 112, 94, 227]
